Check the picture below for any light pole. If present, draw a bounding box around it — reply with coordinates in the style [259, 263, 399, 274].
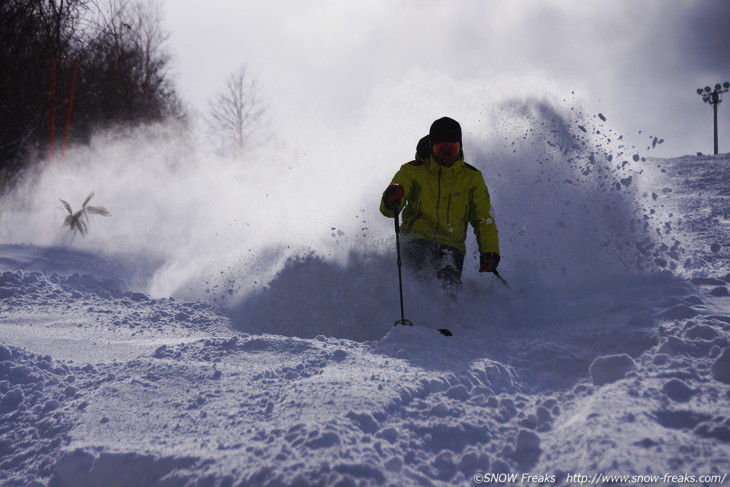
[697, 81, 730, 155]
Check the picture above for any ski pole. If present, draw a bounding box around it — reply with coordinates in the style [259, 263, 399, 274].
[393, 211, 413, 326]
[492, 270, 512, 290]
[492, 270, 526, 296]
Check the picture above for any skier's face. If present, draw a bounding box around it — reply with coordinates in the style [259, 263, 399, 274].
[432, 142, 460, 167]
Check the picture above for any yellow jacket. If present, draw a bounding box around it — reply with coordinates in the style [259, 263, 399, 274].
[380, 143, 499, 255]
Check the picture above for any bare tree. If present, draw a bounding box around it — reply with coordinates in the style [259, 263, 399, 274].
[80, 0, 182, 125]
[0, 0, 184, 191]
[207, 65, 266, 157]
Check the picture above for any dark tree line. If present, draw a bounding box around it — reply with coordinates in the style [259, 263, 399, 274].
[0, 0, 184, 191]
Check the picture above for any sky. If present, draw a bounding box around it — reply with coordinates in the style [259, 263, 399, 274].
[163, 0, 730, 159]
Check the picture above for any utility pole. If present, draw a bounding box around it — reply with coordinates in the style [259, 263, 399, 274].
[697, 82, 729, 155]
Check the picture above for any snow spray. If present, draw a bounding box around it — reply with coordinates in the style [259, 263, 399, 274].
[0, 72, 678, 340]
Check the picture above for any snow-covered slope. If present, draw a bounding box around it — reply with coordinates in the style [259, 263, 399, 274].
[1, 130, 730, 484]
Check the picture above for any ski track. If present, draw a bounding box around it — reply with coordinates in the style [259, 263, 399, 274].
[1, 155, 730, 486]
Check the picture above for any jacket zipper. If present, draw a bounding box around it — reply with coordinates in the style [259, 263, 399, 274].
[445, 175, 452, 228]
[434, 166, 442, 241]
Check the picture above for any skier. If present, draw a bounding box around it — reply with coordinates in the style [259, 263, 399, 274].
[380, 117, 500, 295]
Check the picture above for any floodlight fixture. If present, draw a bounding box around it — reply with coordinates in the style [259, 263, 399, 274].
[696, 81, 729, 154]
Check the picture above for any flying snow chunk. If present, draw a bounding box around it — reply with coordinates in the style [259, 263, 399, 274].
[589, 354, 637, 386]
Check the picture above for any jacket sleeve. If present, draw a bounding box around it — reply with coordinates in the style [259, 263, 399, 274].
[469, 173, 500, 254]
[379, 164, 412, 218]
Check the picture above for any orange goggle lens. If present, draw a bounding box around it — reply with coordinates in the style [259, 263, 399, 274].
[433, 142, 460, 158]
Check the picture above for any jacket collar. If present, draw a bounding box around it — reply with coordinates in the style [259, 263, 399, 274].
[426, 155, 465, 174]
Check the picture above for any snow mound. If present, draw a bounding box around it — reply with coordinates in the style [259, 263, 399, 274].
[589, 354, 637, 386]
[0, 268, 127, 302]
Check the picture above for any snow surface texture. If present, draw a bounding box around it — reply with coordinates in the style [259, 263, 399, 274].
[1, 104, 730, 486]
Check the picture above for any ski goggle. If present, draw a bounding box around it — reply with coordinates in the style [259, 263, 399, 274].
[432, 142, 460, 158]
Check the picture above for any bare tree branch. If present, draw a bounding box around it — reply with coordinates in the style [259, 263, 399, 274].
[207, 65, 266, 157]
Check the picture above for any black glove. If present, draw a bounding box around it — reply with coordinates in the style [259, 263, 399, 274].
[382, 184, 405, 211]
[479, 252, 500, 273]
